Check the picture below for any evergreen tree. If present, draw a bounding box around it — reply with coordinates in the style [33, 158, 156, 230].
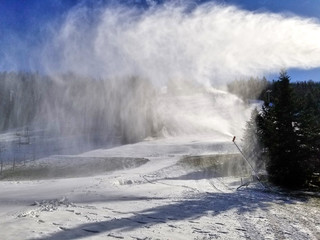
[257, 71, 307, 188]
[242, 108, 264, 171]
[296, 92, 320, 185]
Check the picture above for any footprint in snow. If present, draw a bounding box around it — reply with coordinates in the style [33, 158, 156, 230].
[217, 230, 229, 234]
[59, 226, 70, 231]
[167, 224, 178, 228]
[136, 220, 148, 224]
[82, 228, 100, 233]
[188, 220, 200, 223]
[215, 222, 225, 225]
[107, 233, 124, 239]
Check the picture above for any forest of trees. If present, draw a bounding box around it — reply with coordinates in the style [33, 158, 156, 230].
[0, 71, 158, 144]
[243, 72, 320, 189]
[0, 72, 42, 131]
[1, 71, 319, 190]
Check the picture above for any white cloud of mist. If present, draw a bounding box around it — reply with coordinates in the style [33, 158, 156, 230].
[43, 2, 320, 85]
[6, 2, 320, 145]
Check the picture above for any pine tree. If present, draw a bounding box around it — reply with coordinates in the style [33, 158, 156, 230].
[296, 92, 320, 185]
[257, 71, 307, 188]
[242, 108, 264, 171]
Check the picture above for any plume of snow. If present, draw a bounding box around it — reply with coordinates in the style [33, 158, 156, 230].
[8, 2, 320, 144]
[43, 2, 320, 85]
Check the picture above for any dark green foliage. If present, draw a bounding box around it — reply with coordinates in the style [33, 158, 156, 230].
[242, 108, 264, 171]
[256, 71, 320, 188]
[295, 88, 320, 188]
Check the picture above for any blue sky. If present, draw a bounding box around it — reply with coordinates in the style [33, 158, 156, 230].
[0, 0, 320, 81]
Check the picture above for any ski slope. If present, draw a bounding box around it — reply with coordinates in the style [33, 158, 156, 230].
[0, 137, 319, 240]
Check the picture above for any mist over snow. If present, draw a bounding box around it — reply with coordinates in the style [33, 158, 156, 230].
[3, 1, 320, 144]
[1, 4, 320, 238]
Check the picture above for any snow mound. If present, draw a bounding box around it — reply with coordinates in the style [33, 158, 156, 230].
[18, 197, 75, 218]
[31, 197, 75, 211]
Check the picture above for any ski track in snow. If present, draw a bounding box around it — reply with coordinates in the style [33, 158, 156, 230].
[0, 139, 320, 240]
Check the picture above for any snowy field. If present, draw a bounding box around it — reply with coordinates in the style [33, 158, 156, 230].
[0, 136, 320, 240]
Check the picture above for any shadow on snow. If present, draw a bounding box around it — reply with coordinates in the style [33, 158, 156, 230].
[33, 189, 304, 240]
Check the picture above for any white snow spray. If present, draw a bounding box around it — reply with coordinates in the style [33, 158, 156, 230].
[42, 2, 320, 84]
[9, 1, 320, 145]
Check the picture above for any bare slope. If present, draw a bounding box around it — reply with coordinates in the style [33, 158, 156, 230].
[0, 138, 319, 240]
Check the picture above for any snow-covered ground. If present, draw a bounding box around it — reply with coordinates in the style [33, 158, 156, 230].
[0, 136, 320, 240]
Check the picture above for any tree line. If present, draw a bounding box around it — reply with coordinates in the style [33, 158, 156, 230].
[0, 71, 158, 144]
[242, 71, 320, 189]
[1, 71, 319, 189]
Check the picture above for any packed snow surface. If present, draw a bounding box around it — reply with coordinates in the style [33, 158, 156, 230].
[0, 137, 319, 240]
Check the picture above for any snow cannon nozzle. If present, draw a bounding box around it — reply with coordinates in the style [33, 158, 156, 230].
[232, 136, 236, 142]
